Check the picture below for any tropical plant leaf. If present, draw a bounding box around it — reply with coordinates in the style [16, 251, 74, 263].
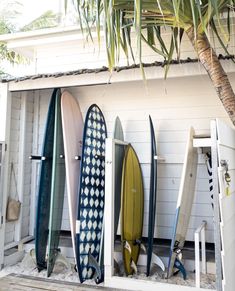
[64, 0, 235, 71]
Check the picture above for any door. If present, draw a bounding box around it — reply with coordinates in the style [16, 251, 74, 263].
[211, 119, 235, 291]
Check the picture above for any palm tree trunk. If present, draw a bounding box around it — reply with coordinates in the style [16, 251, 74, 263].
[186, 26, 235, 126]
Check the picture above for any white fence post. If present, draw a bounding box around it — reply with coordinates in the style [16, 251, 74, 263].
[195, 221, 207, 288]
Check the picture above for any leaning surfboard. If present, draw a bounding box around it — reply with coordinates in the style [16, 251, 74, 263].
[146, 116, 165, 276]
[113, 116, 125, 238]
[76, 104, 107, 283]
[35, 89, 57, 271]
[61, 91, 83, 265]
[167, 127, 198, 279]
[47, 89, 66, 277]
[121, 144, 144, 275]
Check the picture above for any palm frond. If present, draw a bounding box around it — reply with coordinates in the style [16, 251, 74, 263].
[64, 0, 235, 71]
[21, 11, 60, 31]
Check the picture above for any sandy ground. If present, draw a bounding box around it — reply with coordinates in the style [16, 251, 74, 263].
[0, 252, 216, 290]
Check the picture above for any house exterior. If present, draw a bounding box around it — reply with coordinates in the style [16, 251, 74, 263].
[0, 25, 235, 291]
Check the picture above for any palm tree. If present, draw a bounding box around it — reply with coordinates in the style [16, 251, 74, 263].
[0, 1, 22, 68]
[68, 0, 235, 126]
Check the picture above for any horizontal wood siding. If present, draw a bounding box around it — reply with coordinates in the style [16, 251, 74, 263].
[4, 92, 34, 245]
[34, 23, 235, 75]
[32, 73, 231, 243]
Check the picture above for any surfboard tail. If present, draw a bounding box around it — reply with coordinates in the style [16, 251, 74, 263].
[173, 258, 187, 280]
[88, 251, 104, 284]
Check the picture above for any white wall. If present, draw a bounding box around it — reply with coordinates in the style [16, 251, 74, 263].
[4, 92, 21, 245]
[34, 23, 235, 75]
[4, 91, 34, 245]
[68, 76, 231, 243]
[25, 73, 231, 244]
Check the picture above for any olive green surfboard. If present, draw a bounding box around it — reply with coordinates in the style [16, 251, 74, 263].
[47, 89, 66, 277]
[121, 144, 144, 275]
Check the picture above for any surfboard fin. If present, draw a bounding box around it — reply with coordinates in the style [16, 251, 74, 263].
[151, 252, 165, 272]
[114, 259, 120, 274]
[173, 258, 187, 280]
[130, 260, 138, 274]
[29, 248, 36, 264]
[134, 239, 146, 254]
[54, 252, 71, 271]
[124, 241, 132, 255]
[88, 252, 103, 284]
[140, 243, 146, 253]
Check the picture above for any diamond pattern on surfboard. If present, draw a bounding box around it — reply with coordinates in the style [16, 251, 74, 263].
[77, 104, 107, 281]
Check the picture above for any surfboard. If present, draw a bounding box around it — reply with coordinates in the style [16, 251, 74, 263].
[35, 88, 57, 271]
[121, 144, 144, 275]
[167, 127, 198, 279]
[61, 91, 83, 266]
[113, 117, 125, 238]
[76, 104, 107, 283]
[146, 117, 165, 276]
[47, 89, 66, 277]
[146, 115, 157, 276]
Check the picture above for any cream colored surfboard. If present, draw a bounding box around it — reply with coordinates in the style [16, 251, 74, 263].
[61, 91, 83, 264]
[167, 127, 198, 279]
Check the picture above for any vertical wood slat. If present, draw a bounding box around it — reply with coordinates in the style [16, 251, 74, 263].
[14, 92, 27, 242]
[29, 91, 39, 236]
[0, 83, 12, 269]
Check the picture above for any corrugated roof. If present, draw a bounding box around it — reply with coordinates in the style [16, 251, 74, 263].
[1, 54, 233, 83]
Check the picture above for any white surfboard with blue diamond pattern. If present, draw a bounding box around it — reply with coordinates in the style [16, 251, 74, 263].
[76, 104, 107, 283]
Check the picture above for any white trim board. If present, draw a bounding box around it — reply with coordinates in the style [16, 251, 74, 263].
[105, 276, 210, 291]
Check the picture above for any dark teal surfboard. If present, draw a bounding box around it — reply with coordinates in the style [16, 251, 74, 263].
[76, 104, 107, 283]
[35, 89, 58, 271]
[47, 90, 66, 277]
[113, 117, 125, 238]
[146, 115, 157, 276]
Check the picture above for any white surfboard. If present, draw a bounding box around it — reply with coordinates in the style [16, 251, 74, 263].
[61, 91, 83, 264]
[167, 127, 198, 279]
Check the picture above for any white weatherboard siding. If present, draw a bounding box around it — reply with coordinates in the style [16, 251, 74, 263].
[4, 92, 34, 245]
[4, 93, 21, 245]
[1, 22, 235, 77]
[32, 22, 235, 75]
[25, 74, 231, 244]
